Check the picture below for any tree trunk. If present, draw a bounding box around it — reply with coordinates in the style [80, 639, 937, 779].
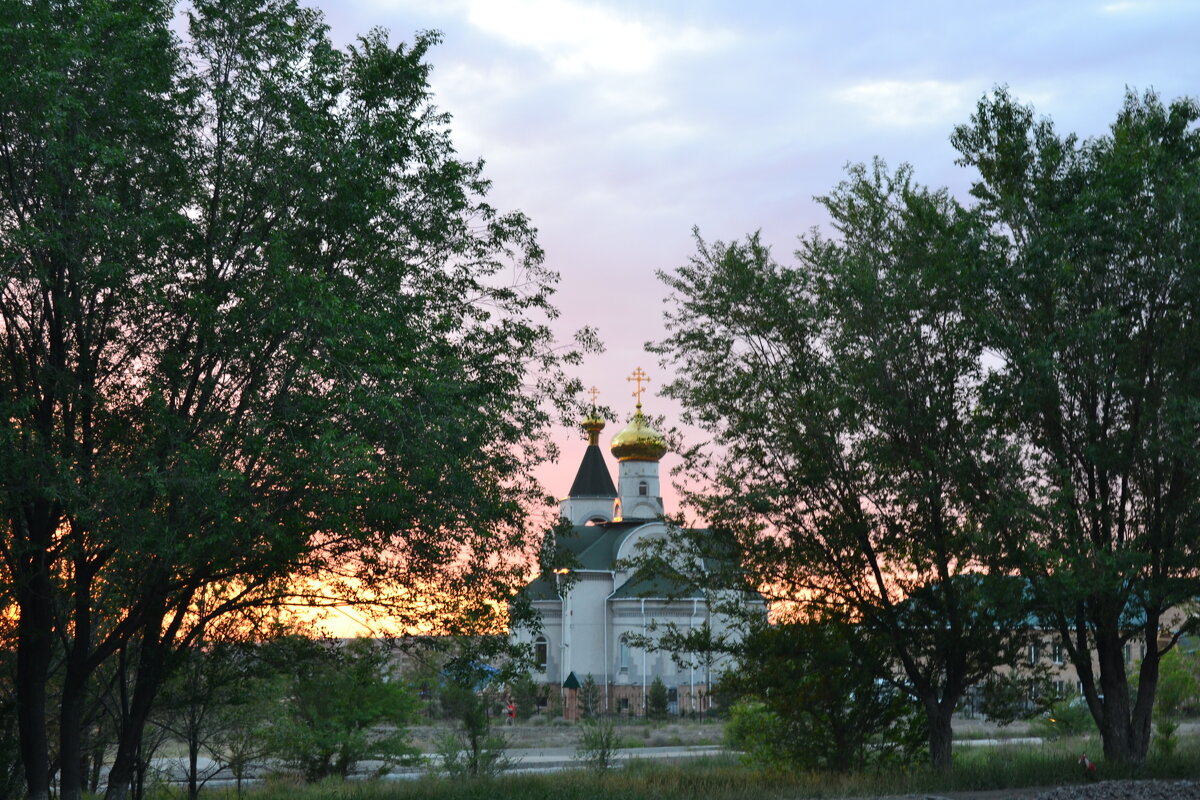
[59, 639, 93, 800]
[1095, 632, 1137, 763]
[16, 572, 54, 800]
[926, 699, 955, 772]
[104, 639, 167, 800]
[188, 726, 200, 800]
[1130, 631, 1160, 761]
[58, 680, 86, 800]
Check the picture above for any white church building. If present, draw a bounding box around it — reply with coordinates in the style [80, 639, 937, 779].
[513, 372, 755, 716]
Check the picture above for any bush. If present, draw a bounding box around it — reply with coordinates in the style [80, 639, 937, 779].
[268, 637, 417, 782]
[1029, 695, 1094, 740]
[647, 677, 669, 720]
[979, 672, 1053, 726]
[510, 673, 540, 721]
[437, 683, 511, 778]
[719, 618, 919, 771]
[580, 673, 602, 719]
[576, 717, 621, 771]
[724, 699, 785, 768]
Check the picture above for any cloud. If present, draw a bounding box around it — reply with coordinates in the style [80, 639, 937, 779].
[1101, 1, 1148, 12]
[460, 0, 733, 77]
[836, 80, 973, 128]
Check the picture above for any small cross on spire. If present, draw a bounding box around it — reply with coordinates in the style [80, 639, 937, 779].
[588, 385, 600, 408]
[627, 367, 650, 407]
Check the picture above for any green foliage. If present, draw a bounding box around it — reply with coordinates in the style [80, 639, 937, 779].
[0, 0, 589, 793]
[576, 717, 621, 771]
[723, 699, 784, 768]
[437, 680, 511, 778]
[647, 677, 669, 720]
[579, 674, 602, 719]
[510, 673, 541, 721]
[653, 87, 1200, 768]
[1029, 696, 1095, 740]
[951, 88, 1200, 762]
[719, 618, 919, 771]
[153, 633, 287, 798]
[269, 637, 417, 782]
[1155, 647, 1199, 717]
[1153, 719, 1179, 758]
[978, 672, 1054, 727]
[653, 175, 1033, 769]
[167, 735, 1200, 800]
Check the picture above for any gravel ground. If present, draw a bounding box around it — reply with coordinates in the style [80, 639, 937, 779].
[1030, 781, 1200, 800]
[910, 782, 1200, 800]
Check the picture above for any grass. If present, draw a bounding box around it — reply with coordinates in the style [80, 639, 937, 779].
[142, 734, 1200, 800]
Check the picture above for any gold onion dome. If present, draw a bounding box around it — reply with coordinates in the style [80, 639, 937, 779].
[610, 403, 667, 462]
[582, 408, 606, 446]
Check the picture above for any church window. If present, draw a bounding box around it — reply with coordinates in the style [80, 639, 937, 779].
[618, 634, 630, 670]
[638, 481, 648, 496]
[534, 636, 548, 670]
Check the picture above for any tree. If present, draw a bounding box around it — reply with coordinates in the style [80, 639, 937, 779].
[951, 89, 1200, 763]
[0, 2, 585, 798]
[150, 626, 286, 799]
[269, 637, 417, 782]
[510, 672, 541, 721]
[651, 163, 1035, 770]
[436, 679, 510, 778]
[719, 616, 918, 771]
[578, 673, 601, 719]
[647, 676, 669, 719]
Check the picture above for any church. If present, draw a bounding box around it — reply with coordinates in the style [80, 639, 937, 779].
[513, 369, 753, 716]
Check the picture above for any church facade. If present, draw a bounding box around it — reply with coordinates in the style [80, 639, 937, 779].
[513, 375, 754, 715]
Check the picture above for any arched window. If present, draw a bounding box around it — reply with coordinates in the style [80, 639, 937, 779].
[534, 636, 548, 670]
[638, 481, 648, 496]
[618, 634, 630, 670]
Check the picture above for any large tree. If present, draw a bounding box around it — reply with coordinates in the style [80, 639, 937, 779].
[0, 2, 581, 799]
[951, 89, 1200, 763]
[651, 162, 1033, 770]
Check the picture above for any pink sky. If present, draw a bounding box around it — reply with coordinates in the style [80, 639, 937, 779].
[308, 0, 1199, 520]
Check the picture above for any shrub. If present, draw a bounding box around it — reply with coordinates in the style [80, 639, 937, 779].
[647, 677, 669, 720]
[580, 673, 602, 718]
[1029, 695, 1094, 740]
[437, 682, 511, 778]
[510, 673, 540, 721]
[718, 618, 919, 771]
[576, 717, 621, 771]
[724, 699, 784, 767]
[269, 637, 417, 781]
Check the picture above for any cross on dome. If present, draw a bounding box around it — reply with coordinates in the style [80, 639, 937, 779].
[627, 367, 650, 407]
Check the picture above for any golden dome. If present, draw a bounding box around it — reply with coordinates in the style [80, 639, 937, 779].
[582, 409, 606, 446]
[610, 404, 667, 462]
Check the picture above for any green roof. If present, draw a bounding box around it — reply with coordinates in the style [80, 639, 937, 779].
[520, 521, 723, 602]
[609, 573, 704, 600]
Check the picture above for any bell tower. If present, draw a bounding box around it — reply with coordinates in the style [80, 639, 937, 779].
[559, 388, 618, 525]
[609, 368, 667, 522]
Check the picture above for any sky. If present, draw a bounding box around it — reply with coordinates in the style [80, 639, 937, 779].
[312, 0, 1199, 516]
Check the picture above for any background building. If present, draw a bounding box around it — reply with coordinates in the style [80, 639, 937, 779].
[513, 380, 755, 715]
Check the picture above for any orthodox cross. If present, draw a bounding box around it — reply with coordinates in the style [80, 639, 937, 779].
[588, 386, 600, 408]
[627, 367, 650, 405]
